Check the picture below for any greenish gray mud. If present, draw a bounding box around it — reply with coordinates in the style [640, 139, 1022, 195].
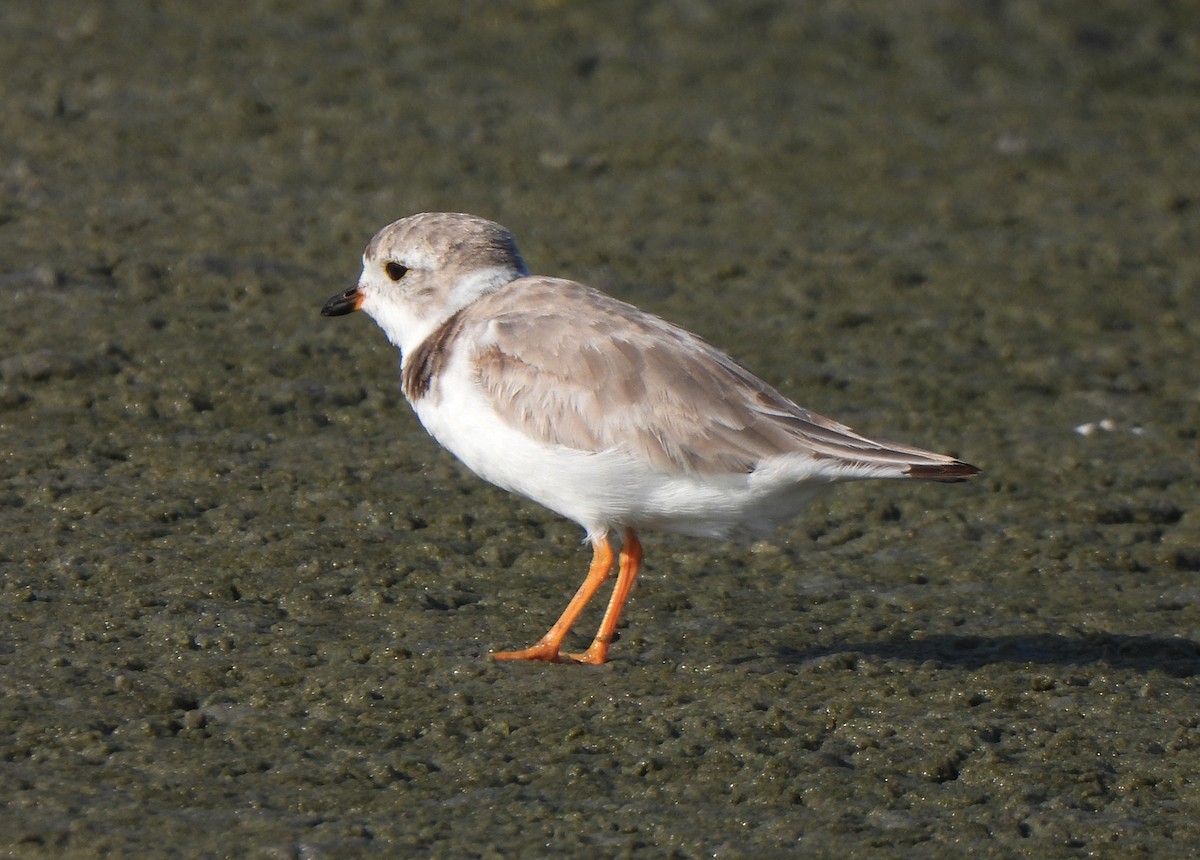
[2, 2, 1198, 857]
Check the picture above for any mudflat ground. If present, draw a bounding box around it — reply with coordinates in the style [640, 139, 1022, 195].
[2, 2, 1198, 857]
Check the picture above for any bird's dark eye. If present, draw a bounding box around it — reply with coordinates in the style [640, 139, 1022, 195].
[384, 261, 408, 281]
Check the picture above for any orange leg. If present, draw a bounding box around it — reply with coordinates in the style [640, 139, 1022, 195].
[566, 528, 643, 665]
[492, 534, 616, 663]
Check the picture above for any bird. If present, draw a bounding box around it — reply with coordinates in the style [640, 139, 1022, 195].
[321, 213, 978, 664]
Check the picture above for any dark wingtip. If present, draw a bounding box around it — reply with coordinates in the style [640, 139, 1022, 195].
[907, 461, 981, 482]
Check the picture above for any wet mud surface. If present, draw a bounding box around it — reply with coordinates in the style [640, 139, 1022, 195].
[2, 2, 1199, 857]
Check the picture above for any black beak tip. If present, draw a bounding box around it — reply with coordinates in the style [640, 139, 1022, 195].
[321, 288, 361, 317]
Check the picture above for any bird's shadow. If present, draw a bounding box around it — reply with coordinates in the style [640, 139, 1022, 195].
[774, 632, 1200, 677]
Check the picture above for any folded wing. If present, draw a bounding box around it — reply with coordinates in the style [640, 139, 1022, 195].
[469, 278, 977, 480]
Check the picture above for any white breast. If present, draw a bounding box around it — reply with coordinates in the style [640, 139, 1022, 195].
[408, 348, 826, 542]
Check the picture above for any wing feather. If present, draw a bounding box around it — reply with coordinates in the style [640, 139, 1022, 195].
[465, 277, 974, 478]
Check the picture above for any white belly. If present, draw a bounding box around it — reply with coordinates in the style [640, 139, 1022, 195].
[409, 357, 825, 542]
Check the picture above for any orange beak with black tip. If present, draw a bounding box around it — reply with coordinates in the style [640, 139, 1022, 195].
[321, 286, 364, 316]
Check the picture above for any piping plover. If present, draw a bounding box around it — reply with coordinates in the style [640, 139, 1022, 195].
[322, 213, 978, 664]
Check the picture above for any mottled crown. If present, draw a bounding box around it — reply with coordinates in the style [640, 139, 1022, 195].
[365, 212, 527, 276]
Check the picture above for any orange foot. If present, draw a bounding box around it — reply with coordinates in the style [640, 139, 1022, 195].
[562, 645, 608, 665]
[490, 529, 643, 667]
[491, 641, 565, 663]
[491, 643, 607, 665]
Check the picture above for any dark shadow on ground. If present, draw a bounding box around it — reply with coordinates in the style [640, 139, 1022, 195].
[776, 632, 1200, 676]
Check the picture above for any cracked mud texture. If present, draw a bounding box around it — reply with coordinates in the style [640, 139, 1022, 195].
[1, 2, 1199, 858]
